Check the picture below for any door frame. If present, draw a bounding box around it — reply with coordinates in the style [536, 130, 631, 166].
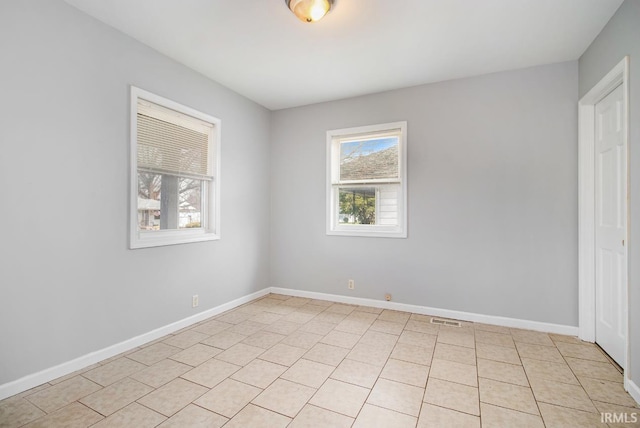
[578, 56, 629, 379]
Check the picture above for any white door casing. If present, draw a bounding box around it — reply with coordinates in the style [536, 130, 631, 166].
[578, 56, 629, 381]
[594, 84, 627, 367]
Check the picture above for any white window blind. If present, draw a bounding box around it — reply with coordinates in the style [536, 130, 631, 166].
[137, 101, 214, 180]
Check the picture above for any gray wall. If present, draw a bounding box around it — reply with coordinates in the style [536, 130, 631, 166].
[579, 0, 640, 388]
[0, 1, 271, 384]
[0, 0, 588, 390]
[270, 62, 579, 326]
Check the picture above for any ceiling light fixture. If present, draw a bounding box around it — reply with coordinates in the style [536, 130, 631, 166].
[285, 0, 333, 23]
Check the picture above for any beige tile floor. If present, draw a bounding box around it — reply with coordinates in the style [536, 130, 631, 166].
[1, 294, 638, 428]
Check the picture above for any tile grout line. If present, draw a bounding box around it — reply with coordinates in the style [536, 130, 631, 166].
[474, 330, 482, 427]
[510, 329, 547, 428]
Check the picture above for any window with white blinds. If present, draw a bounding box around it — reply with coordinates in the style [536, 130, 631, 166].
[130, 87, 221, 249]
[326, 122, 407, 238]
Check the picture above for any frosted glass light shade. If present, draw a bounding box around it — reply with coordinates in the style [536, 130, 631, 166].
[286, 0, 332, 23]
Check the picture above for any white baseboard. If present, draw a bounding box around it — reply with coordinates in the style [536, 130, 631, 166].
[270, 287, 580, 336]
[0, 285, 585, 401]
[0, 288, 270, 401]
[625, 377, 640, 406]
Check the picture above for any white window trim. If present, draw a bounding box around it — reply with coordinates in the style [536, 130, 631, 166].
[129, 86, 221, 249]
[326, 121, 408, 238]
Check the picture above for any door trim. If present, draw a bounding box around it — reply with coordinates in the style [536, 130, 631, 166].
[578, 57, 629, 374]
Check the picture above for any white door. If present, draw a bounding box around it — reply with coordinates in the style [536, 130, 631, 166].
[595, 84, 627, 367]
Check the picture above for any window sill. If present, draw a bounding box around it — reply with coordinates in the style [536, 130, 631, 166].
[130, 229, 220, 249]
[327, 227, 407, 238]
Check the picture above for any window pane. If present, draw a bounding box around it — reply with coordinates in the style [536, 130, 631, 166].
[138, 172, 161, 230]
[338, 187, 376, 225]
[340, 137, 398, 181]
[178, 178, 203, 229]
[378, 187, 399, 226]
[137, 172, 203, 230]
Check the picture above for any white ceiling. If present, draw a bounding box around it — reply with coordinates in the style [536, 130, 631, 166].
[64, 0, 622, 110]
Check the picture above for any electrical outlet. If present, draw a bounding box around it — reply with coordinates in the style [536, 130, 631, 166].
[348, 279, 355, 290]
[192, 295, 199, 308]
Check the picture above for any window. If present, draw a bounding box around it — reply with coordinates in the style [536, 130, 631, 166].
[130, 87, 220, 248]
[327, 122, 407, 238]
